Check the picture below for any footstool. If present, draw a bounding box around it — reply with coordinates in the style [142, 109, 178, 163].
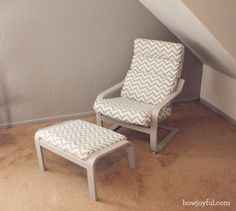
[34, 119, 135, 201]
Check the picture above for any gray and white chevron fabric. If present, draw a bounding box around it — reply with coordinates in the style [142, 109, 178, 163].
[121, 68, 178, 105]
[121, 38, 184, 105]
[94, 97, 172, 127]
[133, 38, 185, 61]
[130, 54, 182, 78]
[36, 120, 127, 161]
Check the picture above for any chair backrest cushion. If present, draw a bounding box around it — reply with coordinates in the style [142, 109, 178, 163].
[121, 38, 185, 105]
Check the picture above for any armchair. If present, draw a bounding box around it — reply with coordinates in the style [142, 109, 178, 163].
[94, 39, 185, 153]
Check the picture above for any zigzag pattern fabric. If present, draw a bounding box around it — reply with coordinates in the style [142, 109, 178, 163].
[121, 69, 178, 105]
[131, 54, 182, 78]
[133, 38, 184, 61]
[121, 38, 184, 105]
[94, 97, 172, 127]
[36, 120, 127, 160]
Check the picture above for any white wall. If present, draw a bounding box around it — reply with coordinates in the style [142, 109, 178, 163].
[201, 65, 236, 121]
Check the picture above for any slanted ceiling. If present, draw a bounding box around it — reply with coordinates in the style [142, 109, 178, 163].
[139, 0, 236, 79]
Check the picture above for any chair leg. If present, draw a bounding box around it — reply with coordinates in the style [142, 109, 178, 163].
[125, 143, 135, 169]
[35, 137, 46, 171]
[150, 126, 158, 153]
[157, 125, 179, 152]
[150, 124, 179, 153]
[96, 112, 103, 127]
[87, 165, 97, 201]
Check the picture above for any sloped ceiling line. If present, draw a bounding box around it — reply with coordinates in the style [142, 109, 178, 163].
[139, 0, 236, 79]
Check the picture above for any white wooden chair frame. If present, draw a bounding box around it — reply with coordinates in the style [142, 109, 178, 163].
[96, 79, 185, 153]
[35, 134, 135, 201]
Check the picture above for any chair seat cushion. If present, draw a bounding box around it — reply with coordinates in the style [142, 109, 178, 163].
[35, 120, 127, 161]
[94, 97, 172, 127]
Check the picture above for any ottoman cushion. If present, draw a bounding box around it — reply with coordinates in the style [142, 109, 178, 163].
[35, 119, 127, 161]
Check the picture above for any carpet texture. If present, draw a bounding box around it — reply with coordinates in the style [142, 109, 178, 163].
[0, 101, 235, 211]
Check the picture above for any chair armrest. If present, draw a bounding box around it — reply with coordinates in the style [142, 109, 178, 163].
[96, 81, 124, 101]
[151, 79, 185, 118]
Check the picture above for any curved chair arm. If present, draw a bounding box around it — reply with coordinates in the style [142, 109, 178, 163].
[96, 81, 124, 101]
[151, 79, 185, 118]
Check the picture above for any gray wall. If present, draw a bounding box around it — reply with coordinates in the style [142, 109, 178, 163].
[0, 0, 202, 126]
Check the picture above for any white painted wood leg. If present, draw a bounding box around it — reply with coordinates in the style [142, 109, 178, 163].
[35, 136, 45, 171]
[96, 112, 103, 127]
[150, 129, 158, 153]
[125, 143, 135, 169]
[150, 111, 159, 153]
[157, 125, 179, 152]
[86, 165, 97, 201]
[150, 125, 179, 153]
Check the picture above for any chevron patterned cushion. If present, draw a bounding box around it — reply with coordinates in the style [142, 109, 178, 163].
[121, 68, 179, 105]
[130, 54, 182, 78]
[94, 97, 172, 127]
[133, 38, 184, 61]
[121, 38, 184, 105]
[35, 120, 127, 160]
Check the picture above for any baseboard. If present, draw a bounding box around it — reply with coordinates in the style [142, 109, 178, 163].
[173, 96, 200, 103]
[200, 98, 236, 126]
[0, 110, 95, 129]
[0, 97, 201, 129]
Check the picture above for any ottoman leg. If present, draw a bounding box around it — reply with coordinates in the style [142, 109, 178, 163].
[125, 143, 135, 169]
[87, 165, 97, 201]
[35, 137, 45, 171]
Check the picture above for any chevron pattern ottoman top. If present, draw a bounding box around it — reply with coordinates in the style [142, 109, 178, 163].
[94, 97, 172, 127]
[121, 38, 185, 105]
[35, 120, 127, 161]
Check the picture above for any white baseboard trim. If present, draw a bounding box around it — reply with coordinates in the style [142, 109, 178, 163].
[0, 110, 95, 129]
[0, 97, 201, 129]
[200, 98, 236, 126]
[174, 96, 199, 103]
